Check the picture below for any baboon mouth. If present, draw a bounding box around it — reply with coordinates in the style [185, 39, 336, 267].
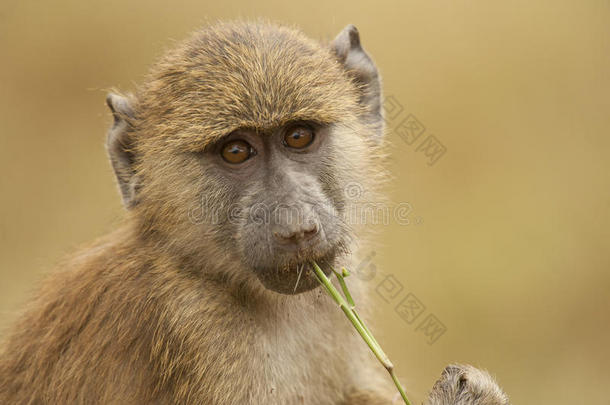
[251, 250, 337, 295]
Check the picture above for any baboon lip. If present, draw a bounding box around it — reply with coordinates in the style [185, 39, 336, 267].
[259, 249, 336, 274]
[251, 249, 338, 295]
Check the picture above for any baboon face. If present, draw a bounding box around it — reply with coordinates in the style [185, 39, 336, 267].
[106, 22, 382, 294]
[191, 122, 350, 294]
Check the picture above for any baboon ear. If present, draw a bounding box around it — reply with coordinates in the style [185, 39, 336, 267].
[106, 92, 138, 209]
[332, 25, 382, 124]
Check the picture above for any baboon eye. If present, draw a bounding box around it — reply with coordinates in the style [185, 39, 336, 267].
[221, 140, 254, 164]
[283, 125, 314, 149]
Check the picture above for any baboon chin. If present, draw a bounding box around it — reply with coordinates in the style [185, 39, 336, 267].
[0, 21, 509, 405]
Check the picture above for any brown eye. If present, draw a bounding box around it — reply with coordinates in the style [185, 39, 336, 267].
[221, 140, 254, 164]
[284, 126, 314, 149]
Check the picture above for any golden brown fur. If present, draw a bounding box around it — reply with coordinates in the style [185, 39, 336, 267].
[0, 21, 508, 405]
[0, 227, 390, 404]
[0, 22, 392, 404]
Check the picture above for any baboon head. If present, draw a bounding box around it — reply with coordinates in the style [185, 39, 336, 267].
[106, 22, 384, 294]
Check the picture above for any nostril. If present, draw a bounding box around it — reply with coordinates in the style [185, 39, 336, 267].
[273, 230, 297, 243]
[273, 231, 290, 242]
[273, 224, 319, 244]
[303, 224, 319, 240]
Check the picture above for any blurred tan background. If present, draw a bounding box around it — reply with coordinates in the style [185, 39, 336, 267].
[1, 1, 609, 403]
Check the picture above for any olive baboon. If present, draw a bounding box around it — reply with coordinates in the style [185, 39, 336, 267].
[0, 21, 509, 404]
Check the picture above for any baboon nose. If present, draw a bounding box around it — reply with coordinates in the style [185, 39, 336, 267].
[273, 223, 319, 245]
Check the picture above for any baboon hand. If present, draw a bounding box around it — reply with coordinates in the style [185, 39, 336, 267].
[423, 364, 509, 405]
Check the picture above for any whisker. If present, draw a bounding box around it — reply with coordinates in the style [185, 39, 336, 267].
[293, 263, 304, 293]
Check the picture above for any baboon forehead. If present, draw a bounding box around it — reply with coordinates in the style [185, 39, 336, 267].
[136, 22, 360, 151]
